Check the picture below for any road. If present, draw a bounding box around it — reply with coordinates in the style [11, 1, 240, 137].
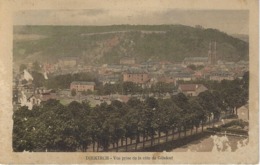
[83, 105, 249, 152]
[86, 118, 234, 152]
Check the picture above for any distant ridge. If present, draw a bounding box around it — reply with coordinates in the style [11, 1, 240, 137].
[14, 25, 249, 64]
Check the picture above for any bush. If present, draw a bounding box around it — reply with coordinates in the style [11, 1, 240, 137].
[222, 114, 238, 119]
[222, 119, 248, 129]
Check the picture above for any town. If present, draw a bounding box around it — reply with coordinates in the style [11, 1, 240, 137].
[13, 41, 248, 110]
[13, 40, 249, 152]
[12, 19, 250, 153]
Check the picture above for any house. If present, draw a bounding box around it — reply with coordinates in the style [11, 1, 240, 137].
[120, 57, 135, 65]
[123, 70, 149, 84]
[58, 57, 77, 68]
[27, 95, 41, 107]
[173, 72, 193, 81]
[209, 71, 235, 81]
[43, 63, 58, 73]
[70, 81, 95, 92]
[39, 89, 57, 101]
[24, 89, 57, 107]
[183, 57, 209, 66]
[178, 84, 208, 96]
[116, 95, 130, 103]
[158, 75, 176, 84]
[99, 74, 120, 85]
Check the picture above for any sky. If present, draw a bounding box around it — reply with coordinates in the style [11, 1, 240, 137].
[14, 9, 249, 35]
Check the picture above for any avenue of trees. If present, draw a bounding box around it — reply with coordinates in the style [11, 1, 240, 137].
[13, 72, 248, 152]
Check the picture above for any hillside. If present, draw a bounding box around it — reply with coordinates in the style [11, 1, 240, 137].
[230, 34, 249, 43]
[13, 25, 249, 64]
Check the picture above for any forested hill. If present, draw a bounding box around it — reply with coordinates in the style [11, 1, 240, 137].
[14, 25, 249, 64]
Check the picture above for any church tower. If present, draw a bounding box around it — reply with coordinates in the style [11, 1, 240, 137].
[208, 42, 212, 65]
[208, 41, 217, 65]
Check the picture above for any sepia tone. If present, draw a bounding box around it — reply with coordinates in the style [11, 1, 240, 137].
[0, 0, 259, 164]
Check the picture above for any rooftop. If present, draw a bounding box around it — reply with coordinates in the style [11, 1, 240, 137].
[71, 81, 96, 86]
[124, 69, 148, 74]
[183, 57, 208, 62]
[179, 84, 206, 92]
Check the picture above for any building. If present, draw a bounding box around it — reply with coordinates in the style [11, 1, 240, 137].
[208, 41, 217, 65]
[58, 57, 77, 68]
[123, 70, 149, 84]
[38, 89, 57, 101]
[183, 57, 209, 66]
[178, 84, 208, 96]
[70, 81, 95, 92]
[209, 71, 235, 81]
[173, 72, 193, 81]
[158, 76, 176, 84]
[27, 95, 41, 106]
[27, 92, 57, 106]
[120, 57, 135, 65]
[99, 74, 120, 85]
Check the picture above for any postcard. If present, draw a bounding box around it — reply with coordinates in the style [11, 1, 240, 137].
[0, 0, 258, 164]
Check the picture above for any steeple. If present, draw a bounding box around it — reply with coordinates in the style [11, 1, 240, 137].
[208, 41, 217, 65]
[208, 41, 212, 65]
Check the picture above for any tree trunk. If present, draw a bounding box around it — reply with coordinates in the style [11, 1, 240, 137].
[130, 138, 133, 145]
[158, 131, 161, 143]
[184, 127, 186, 137]
[93, 141, 95, 152]
[113, 143, 115, 149]
[143, 132, 145, 148]
[125, 137, 128, 152]
[202, 124, 204, 132]
[135, 134, 140, 151]
[97, 142, 99, 152]
[190, 128, 192, 135]
[172, 128, 175, 140]
[150, 135, 153, 147]
[121, 138, 123, 146]
[116, 141, 119, 152]
[135, 139, 138, 151]
[235, 107, 237, 115]
[166, 131, 168, 142]
[178, 128, 181, 138]
[196, 127, 198, 134]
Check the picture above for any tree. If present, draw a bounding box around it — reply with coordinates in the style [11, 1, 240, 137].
[187, 64, 196, 70]
[189, 97, 207, 133]
[71, 89, 76, 96]
[198, 91, 221, 125]
[127, 98, 145, 150]
[21, 79, 28, 85]
[124, 107, 139, 151]
[68, 101, 91, 151]
[31, 71, 45, 87]
[19, 64, 27, 72]
[32, 61, 41, 72]
[222, 86, 247, 115]
[157, 99, 173, 142]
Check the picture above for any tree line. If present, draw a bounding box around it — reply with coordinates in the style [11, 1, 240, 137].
[13, 72, 248, 152]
